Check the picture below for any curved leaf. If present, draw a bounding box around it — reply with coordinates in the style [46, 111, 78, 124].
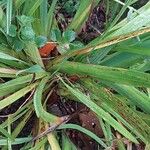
[59, 123, 107, 148]
[33, 76, 59, 123]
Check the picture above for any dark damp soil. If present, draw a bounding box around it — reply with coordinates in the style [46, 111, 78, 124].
[0, 0, 149, 150]
[48, 98, 104, 150]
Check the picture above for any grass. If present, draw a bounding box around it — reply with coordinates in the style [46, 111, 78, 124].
[0, 0, 150, 149]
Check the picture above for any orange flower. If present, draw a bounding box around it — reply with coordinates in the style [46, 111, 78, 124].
[39, 42, 56, 57]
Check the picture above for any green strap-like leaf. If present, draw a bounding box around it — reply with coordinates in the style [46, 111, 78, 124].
[0, 82, 38, 110]
[114, 40, 150, 56]
[53, 61, 150, 87]
[100, 52, 144, 68]
[0, 52, 30, 66]
[12, 110, 32, 138]
[47, 0, 58, 37]
[82, 79, 150, 143]
[27, 0, 43, 16]
[6, 0, 12, 34]
[0, 73, 46, 97]
[68, 0, 98, 32]
[59, 77, 138, 143]
[107, 83, 150, 114]
[0, 137, 32, 146]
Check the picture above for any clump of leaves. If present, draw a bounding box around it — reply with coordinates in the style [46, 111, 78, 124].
[0, 0, 150, 150]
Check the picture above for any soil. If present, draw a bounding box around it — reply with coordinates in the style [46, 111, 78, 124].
[47, 90, 104, 150]
[42, 80, 103, 149]
[0, 0, 149, 149]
